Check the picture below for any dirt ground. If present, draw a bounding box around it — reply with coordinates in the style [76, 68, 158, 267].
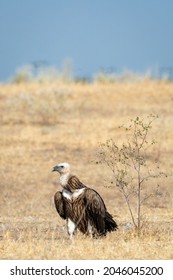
[0, 80, 173, 259]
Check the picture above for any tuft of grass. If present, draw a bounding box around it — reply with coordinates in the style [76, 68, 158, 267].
[1, 216, 172, 259]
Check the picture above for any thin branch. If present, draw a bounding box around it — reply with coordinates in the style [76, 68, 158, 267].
[120, 186, 137, 228]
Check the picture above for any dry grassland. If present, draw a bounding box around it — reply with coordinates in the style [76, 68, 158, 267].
[0, 79, 173, 259]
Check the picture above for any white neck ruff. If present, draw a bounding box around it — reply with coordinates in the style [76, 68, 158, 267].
[60, 173, 70, 187]
[62, 188, 85, 201]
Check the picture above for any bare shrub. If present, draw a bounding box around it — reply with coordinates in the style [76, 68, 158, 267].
[96, 115, 166, 233]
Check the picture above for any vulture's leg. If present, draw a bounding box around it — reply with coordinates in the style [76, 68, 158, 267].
[67, 218, 76, 240]
[87, 220, 93, 238]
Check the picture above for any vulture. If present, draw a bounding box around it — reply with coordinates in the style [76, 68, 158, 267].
[52, 163, 118, 239]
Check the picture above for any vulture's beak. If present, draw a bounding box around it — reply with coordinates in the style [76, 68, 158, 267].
[52, 165, 59, 172]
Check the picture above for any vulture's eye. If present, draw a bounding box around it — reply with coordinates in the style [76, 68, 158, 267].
[60, 166, 64, 168]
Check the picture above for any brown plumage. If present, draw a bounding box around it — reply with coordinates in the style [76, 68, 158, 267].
[52, 163, 118, 239]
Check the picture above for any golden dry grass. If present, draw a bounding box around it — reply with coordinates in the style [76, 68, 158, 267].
[0, 79, 173, 259]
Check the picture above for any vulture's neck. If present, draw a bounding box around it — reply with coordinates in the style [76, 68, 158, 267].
[60, 173, 70, 187]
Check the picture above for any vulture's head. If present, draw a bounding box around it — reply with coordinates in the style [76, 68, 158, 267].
[52, 162, 71, 174]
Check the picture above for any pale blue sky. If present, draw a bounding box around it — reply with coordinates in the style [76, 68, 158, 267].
[0, 0, 173, 81]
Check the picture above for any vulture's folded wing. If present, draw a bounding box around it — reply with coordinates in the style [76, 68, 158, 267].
[54, 191, 66, 219]
[84, 188, 106, 235]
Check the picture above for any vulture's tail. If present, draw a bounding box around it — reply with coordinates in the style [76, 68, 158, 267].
[105, 211, 118, 232]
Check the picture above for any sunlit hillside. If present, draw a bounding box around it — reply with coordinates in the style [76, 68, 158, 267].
[0, 78, 173, 259]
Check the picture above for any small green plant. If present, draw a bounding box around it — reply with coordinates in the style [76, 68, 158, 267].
[96, 115, 165, 233]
